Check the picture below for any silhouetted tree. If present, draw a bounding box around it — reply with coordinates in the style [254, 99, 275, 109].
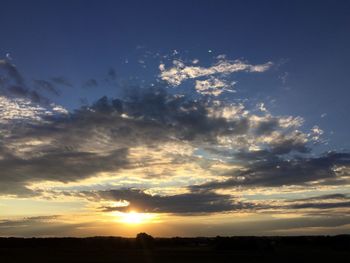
[136, 232, 154, 249]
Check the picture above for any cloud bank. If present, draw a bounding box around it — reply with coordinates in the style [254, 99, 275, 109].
[0, 55, 349, 223]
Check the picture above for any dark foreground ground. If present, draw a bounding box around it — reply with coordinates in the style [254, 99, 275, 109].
[1, 235, 349, 263]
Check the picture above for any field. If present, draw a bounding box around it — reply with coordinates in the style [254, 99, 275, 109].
[1, 235, 349, 263]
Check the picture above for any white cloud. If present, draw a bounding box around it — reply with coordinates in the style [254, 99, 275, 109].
[0, 96, 68, 124]
[51, 104, 69, 115]
[257, 102, 268, 113]
[309, 125, 324, 142]
[207, 103, 247, 120]
[195, 77, 235, 96]
[278, 116, 304, 129]
[192, 59, 199, 64]
[159, 58, 273, 87]
[0, 96, 46, 123]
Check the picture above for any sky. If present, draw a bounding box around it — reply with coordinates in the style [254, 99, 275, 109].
[0, 0, 350, 237]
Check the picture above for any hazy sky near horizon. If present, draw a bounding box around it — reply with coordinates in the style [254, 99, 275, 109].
[1, 0, 350, 237]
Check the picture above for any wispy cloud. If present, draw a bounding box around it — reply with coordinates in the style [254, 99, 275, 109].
[159, 58, 272, 94]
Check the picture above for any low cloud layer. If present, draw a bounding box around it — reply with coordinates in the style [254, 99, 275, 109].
[192, 152, 350, 190]
[93, 189, 252, 215]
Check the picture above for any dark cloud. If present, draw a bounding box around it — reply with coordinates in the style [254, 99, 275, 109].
[0, 148, 128, 196]
[0, 59, 24, 86]
[112, 86, 250, 141]
[270, 133, 310, 154]
[254, 118, 279, 135]
[85, 187, 350, 216]
[288, 201, 350, 210]
[91, 189, 252, 215]
[0, 60, 50, 103]
[192, 152, 350, 190]
[290, 193, 349, 202]
[59, 85, 252, 145]
[279, 193, 350, 211]
[5, 85, 47, 103]
[91, 96, 123, 114]
[0, 71, 349, 201]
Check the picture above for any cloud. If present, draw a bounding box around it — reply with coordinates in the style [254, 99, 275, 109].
[86, 86, 252, 143]
[0, 59, 349, 221]
[0, 59, 24, 86]
[0, 86, 254, 195]
[195, 77, 235, 96]
[1, 83, 347, 198]
[288, 201, 350, 210]
[192, 152, 350, 190]
[309, 125, 324, 142]
[279, 193, 350, 211]
[290, 194, 350, 202]
[0, 95, 68, 128]
[0, 148, 128, 196]
[0, 59, 51, 104]
[89, 187, 350, 216]
[90, 188, 252, 215]
[159, 58, 272, 87]
[1, 54, 350, 237]
[0, 96, 48, 124]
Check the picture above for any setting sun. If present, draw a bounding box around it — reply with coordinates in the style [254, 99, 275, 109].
[117, 211, 155, 225]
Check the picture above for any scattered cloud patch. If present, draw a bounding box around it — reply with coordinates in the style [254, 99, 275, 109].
[195, 77, 236, 96]
[159, 58, 273, 89]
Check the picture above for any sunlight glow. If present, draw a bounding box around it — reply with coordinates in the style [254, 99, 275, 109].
[116, 211, 156, 225]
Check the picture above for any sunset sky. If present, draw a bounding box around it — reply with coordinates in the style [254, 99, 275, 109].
[1, 0, 350, 237]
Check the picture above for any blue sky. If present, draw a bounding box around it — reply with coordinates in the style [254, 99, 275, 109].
[1, 0, 350, 236]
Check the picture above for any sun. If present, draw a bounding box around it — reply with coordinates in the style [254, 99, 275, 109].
[117, 211, 155, 225]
